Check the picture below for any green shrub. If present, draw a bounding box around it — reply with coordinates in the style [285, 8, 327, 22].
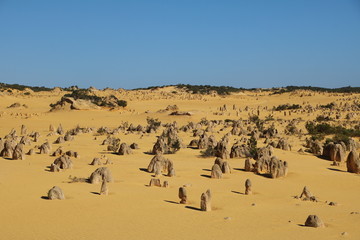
[274, 104, 301, 111]
[146, 117, 161, 131]
[315, 115, 333, 122]
[248, 135, 257, 157]
[200, 146, 215, 157]
[0, 82, 51, 92]
[332, 134, 351, 145]
[305, 121, 360, 137]
[64, 90, 127, 108]
[265, 114, 274, 121]
[319, 102, 335, 109]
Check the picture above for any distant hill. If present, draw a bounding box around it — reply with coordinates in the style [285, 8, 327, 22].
[271, 85, 360, 94]
[134, 84, 360, 95]
[1, 82, 359, 95]
[0, 82, 52, 92]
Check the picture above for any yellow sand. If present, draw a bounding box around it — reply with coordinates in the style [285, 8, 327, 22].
[0, 88, 359, 240]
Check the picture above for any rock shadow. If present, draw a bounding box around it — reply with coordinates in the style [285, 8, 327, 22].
[231, 190, 245, 195]
[187, 146, 199, 150]
[143, 151, 154, 155]
[185, 206, 202, 211]
[315, 155, 331, 161]
[44, 166, 52, 172]
[233, 168, 246, 172]
[164, 200, 179, 204]
[200, 174, 211, 178]
[327, 168, 347, 173]
[139, 168, 148, 172]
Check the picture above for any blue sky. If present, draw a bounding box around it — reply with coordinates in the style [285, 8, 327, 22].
[0, 0, 359, 89]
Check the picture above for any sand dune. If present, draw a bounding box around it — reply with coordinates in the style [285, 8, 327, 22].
[0, 88, 359, 240]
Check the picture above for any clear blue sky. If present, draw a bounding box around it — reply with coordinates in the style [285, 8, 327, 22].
[0, 0, 359, 89]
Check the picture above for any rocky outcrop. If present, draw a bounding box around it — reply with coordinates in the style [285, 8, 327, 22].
[50, 97, 101, 111]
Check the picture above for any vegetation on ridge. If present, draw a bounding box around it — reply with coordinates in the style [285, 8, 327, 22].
[1, 82, 360, 95]
[63, 89, 127, 108]
[0, 82, 52, 92]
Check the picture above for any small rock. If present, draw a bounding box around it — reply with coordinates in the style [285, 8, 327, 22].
[329, 201, 337, 206]
[305, 215, 325, 228]
[149, 178, 161, 187]
[163, 181, 169, 188]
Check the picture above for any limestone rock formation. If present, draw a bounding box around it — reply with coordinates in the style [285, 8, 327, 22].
[130, 143, 139, 149]
[52, 147, 63, 157]
[188, 139, 199, 148]
[211, 164, 222, 179]
[147, 154, 173, 176]
[299, 186, 317, 201]
[47, 186, 65, 200]
[27, 148, 35, 155]
[167, 160, 176, 177]
[244, 158, 253, 172]
[254, 154, 288, 178]
[329, 143, 346, 165]
[152, 125, 182, 154]
[163, 181, 169, 188]
[65, 150, 79, 158]
[276, 138, 291, 151]
[54, 136, 65, 144]
[197, 133, 217, 150]
[20, 124, 27, 135]
[90, 157, 102, 166]
[100, 180, 108, 195]
[214, 137, 230, 159]
[245, 179, 252, 195]
[0, 140, 16, 158]
[57, 124, 64, 135]
[39, 141, 51, 154]
[305, 215, 324, 228]
[178, 187, 187, 204]
[149, 178, 161, 187]
[89, 167, 113, 184]
[200, 189, 212, 211]
[346, 150, 360, 174]
[118, 143, 132, 155]
[230, 142, 251, 158]
[50, 163, 61, 172]
[50, 97, 101, 111]
[53, 155, 73, 170]
[153, 161, 162, 177]
[12, 143, 25, 160]
[221, 161, 231, 174]
[64, 133, 74, 141]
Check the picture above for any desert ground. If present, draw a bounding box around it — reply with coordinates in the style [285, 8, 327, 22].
[0, 86, 359, 240]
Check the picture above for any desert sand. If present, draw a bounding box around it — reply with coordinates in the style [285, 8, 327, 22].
[0, 86, 359, 240]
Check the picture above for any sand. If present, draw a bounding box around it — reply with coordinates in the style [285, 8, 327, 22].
[0, 88, 359, 240]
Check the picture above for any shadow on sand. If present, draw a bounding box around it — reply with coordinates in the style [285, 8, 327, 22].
[200, 174, 211, 178]
[327, 168, 347, 173]
[231, 190, 245, 195]
[164, 200, 179, 205]
[185, 206, 202, 211]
